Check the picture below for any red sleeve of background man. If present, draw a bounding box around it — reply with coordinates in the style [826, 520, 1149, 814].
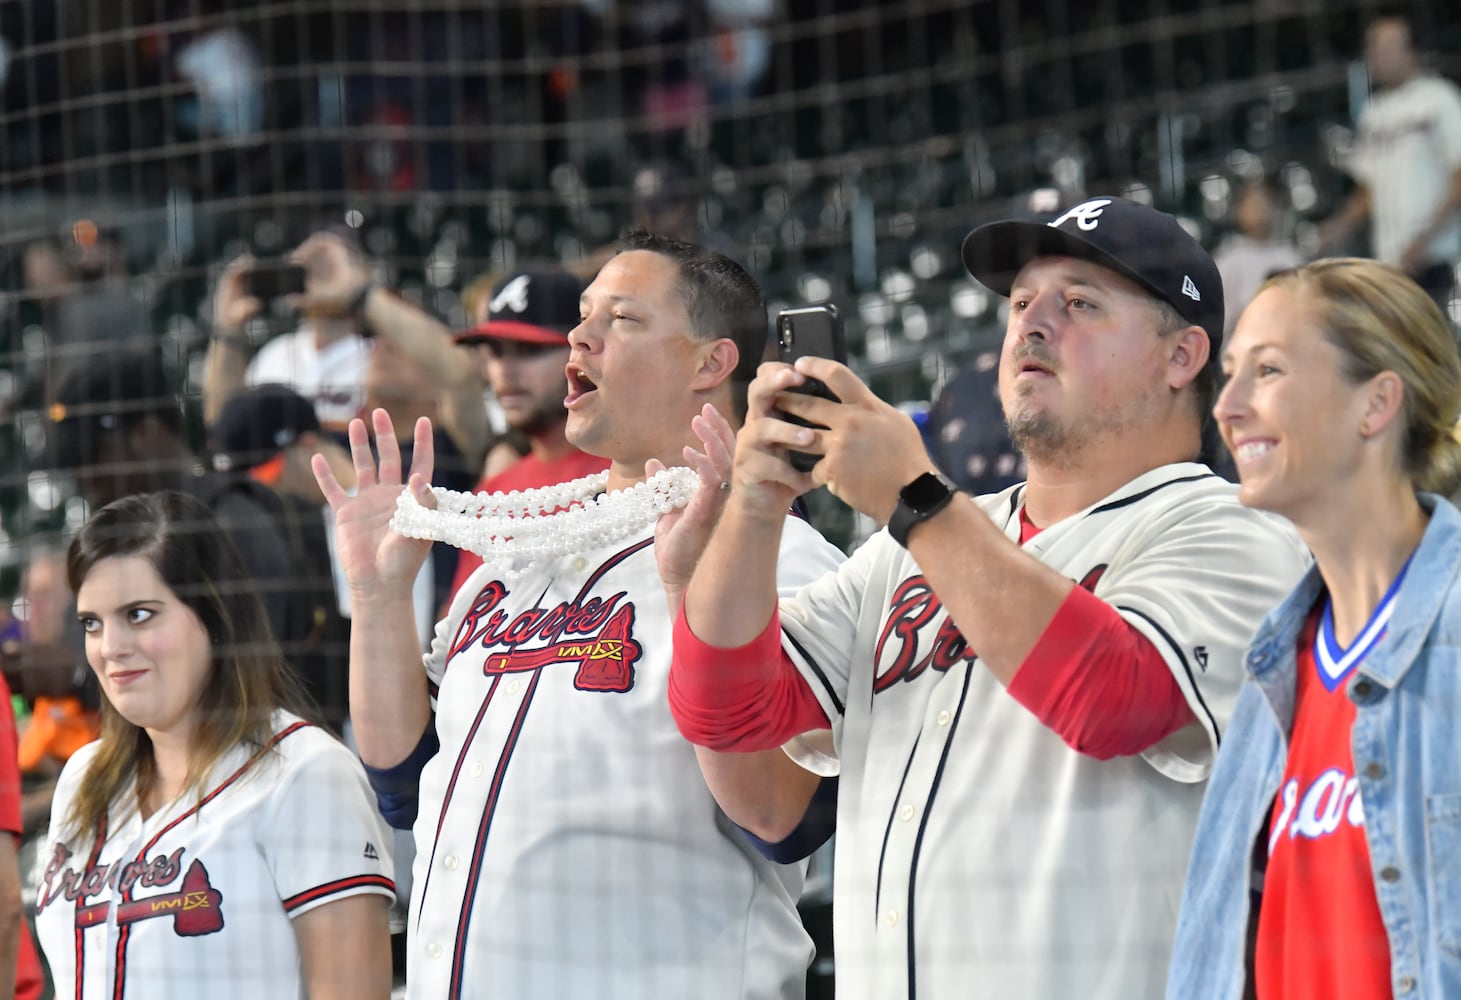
[668, 608, 830, 752]
[1006, 585, 1196, 759]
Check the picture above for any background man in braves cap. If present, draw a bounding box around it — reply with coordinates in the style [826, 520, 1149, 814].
[446, 269, 611, 603]
[665, 195, 1311, 998]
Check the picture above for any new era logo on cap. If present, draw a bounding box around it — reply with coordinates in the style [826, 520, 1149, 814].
[960, 195, 1226, 352]
[456, 270, 586, 347]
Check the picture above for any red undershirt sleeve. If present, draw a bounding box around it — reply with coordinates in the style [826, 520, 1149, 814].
[668, 607, 831, 753]
[1006, 585, 1196, 759]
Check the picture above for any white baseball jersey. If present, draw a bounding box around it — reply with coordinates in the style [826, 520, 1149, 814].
[410, 516, 846, 1000]
[35, 711, 396, 1000]
[779, 463, 1310, 1000]
[1347, 74, 1461, 267]
[246, 328, 371, 429]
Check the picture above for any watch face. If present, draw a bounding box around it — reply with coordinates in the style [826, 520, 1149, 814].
[902, 472, 953, 514]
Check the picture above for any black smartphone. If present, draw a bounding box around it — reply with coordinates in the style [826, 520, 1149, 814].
[776, 303, 848, 473]
[241, 261, 307, 301]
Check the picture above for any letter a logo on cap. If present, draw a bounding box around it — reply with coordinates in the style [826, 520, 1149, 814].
[491, 274, 532, 315]
[1181, 275, 1201, 302]
[1049, 198, 1113, 232]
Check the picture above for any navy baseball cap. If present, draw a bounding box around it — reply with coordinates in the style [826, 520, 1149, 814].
[211, 383, 321, 474]
[960, 196, 1225, 350]
[455, 270, 586, 346]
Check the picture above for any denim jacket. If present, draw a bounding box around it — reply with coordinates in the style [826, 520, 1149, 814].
[1167, 494, 1461, 1000]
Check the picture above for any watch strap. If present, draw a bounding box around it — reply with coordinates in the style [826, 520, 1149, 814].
[888, 472, 957, 548]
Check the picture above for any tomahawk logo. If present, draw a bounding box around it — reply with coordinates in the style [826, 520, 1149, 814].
[490, 274, 532, 315]
[1049, 198, 1113, 232]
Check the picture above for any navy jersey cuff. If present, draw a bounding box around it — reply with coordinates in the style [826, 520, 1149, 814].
[362, 723, 439, 830]
[740, 776, 838, 864]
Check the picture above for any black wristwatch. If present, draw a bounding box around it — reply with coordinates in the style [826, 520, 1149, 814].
[887, 471, 959, 548]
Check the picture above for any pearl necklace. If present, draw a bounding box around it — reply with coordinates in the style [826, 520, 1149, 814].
[390, 466, 699, 578]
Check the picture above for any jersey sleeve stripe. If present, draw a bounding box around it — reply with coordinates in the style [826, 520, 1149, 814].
[1118, 605, 1220, 747]
[282, 874, 396, 913]
[784, 629, 846, 718]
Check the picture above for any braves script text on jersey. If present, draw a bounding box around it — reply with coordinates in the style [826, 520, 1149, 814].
[35, 711, 396, 1000]
[779, 463, 1311, 1000]
[410, 516, 846, 999]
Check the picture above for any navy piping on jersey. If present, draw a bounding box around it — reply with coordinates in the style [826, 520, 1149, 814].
[785, 629, 846, 718]
[1086, 473, 1220, 515]
[1006, 486, 1025, 521]
[1120, 606, 1220, 749]
[449, 669, 541, 998]
[874, 733, 922, 921]
[904, 664, 975, 1000]
[108, 720, 313, 1000]
[415, 676, 502, 929]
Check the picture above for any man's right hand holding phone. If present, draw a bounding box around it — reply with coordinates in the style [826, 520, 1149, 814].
[738, 357, 940, 529]
[214, 255, 264, 334]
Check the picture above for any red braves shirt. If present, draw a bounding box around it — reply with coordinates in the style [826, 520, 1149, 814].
[1254, 599, 1395, 1000]
[446, 449, 612, 604]
[0, 679, 45, 1000]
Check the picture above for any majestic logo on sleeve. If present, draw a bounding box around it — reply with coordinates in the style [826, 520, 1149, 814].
[448, 581, 642, 692]
[38, 844, 226, 936]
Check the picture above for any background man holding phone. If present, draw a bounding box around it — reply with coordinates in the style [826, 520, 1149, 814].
[666, 196, 1311, 998]
[316, 228, 847, 999]
[204, 238, 372, 431]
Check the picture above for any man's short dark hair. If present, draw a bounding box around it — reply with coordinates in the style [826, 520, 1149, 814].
[615, 227, 766, 417]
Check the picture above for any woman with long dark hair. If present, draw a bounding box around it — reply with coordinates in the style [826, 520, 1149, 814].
[34, 491, 395, 999]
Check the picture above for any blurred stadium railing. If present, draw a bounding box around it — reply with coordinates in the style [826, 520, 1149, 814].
[1, 0, 1457, 989]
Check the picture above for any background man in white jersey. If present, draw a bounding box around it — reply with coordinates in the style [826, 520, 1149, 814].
[666, 197, 1311, 999]
[1320, 13, 1461, 309]
[314, 229, 845, 999]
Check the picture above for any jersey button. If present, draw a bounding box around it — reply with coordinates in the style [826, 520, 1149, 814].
[444, 855, 461, 871]
[507, 680, 521, 695]
[1380, 866, 1401, 883]
[898, 804, 915, 822]
[1364, 761, 1385, 781]
[469, 762, 484, 778]
[936, 710, 951, 727]
[572, 556, 588, 572]
[427, 943, 443, 959]
[883, 910, 899, 928]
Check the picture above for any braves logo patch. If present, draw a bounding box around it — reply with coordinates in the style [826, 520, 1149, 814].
[39, 845, 226, 936]
[449, 581, 642, 692]
[872, 564, 1108, 691]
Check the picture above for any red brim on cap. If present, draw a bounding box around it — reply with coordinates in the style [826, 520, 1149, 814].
[454, 320, 569, 346]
